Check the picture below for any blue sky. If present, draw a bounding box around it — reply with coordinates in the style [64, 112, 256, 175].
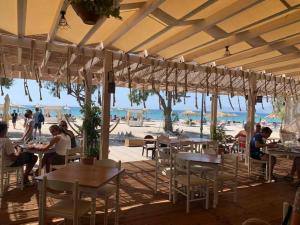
[0, 79, 273, 113]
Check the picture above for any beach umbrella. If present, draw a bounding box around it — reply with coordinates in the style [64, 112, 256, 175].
[266, 113, 280, 119]
[182, 110, 199, 117]
[205, 111, 238, 118]
[3, 94, 10, 123]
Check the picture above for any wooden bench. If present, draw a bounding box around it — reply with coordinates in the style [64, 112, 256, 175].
[124, 138, 144, 147]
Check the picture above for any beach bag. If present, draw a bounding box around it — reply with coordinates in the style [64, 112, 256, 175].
[38, 113, 45, 123]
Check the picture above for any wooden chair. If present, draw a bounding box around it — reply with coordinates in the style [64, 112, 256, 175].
[0, 147, 24, 200]
[50, 147, 82, 171]
[155, 135, 173, 200]
[142, 135, 156, 159]
[173, 156, 209, 213]
[40, 176, 92, 225]
[93, 159, 121, 225]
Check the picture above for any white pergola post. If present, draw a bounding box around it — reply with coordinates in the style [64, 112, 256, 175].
[210, 91, 218, 139]
[246, 73, 257, 168]
[83, 70, 92, 157]
[101, 50, 113, 159]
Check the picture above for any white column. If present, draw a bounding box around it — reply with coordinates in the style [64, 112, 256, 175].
[101, 50, 113, 159]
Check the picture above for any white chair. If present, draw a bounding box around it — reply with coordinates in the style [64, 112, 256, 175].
[93, 159, 121, 225]
[173, 156, 209, 213]
[248, 154, 268, 181]
[40, 176, 92, 225]
[217, 154, 238, 202]
[155, 135, 173, 200]
[50, 147, 82, 171]
[0, 148, 24, 199]
[202, 141, 218, 154]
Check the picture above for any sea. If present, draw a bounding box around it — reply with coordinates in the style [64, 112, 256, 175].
[13, 106, 280, 124]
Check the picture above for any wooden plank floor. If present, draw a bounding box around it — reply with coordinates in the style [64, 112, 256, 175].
[0, 158, 298, 225]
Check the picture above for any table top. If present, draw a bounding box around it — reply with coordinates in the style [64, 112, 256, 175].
[35, 163, 125, 188]
[176, 152, 221, 164]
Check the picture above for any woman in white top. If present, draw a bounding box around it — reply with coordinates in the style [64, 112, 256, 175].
[32, 125, 71, 173]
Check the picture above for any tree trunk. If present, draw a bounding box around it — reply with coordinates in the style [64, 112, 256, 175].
[156, 91, 173, 132]
[164, 107, 173, 132]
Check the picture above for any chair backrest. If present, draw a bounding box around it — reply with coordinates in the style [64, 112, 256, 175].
[94, 159, 121, 170]
[144, 135, 155, 144]
[174, 155, 188, 174]
[280, 130, 297, 143]
[203, 141, 218, 155]
[41, 176, 79, 222]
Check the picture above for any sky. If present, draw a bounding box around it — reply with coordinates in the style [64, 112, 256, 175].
[0, 79, 273, 113]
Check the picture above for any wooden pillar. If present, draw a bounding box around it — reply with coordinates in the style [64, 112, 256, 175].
[83, 69, 92, 156]
[246, 73, 257, 166]
[101, 50, 113, 159]
[210, 92, 218, 139]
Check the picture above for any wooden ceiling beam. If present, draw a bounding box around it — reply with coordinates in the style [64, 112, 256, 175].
[171, 3, 300, 59]
[104, 0, 166, 47]
[129, 0, 217, 52]
[150, 8, 177, 25]
[268, 62, 300, 73]
[215, 34, 300, 65]
[185, 10, 300, 60]
[148, 0, 261, 54]
[40, 0, 69, 69]
[17, 0, 27, 64]
[242, 51, 300, 69]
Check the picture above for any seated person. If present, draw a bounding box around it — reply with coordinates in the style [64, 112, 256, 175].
[32, 125, 71, 174]
[59, 120, 76, 148]
[255, 123, 262, 134]
[250, 127, 277, 178]
[0, 122, 37, 184]
[235, 123, 247, 149]
[286, 157, 300, 183]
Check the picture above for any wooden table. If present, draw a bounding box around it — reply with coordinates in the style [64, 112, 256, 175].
[176, 152, 221, 208]
[267, 146, 300, 182]
[36, 163, 125, 225]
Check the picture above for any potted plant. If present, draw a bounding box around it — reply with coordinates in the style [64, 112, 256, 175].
[69, 0, 121, 25]
[81, 104, 102, 164]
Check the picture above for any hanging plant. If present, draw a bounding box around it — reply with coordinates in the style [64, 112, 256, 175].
[70, 0, 121, 25]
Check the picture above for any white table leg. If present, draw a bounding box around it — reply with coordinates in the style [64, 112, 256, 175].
[268, 153, 272, 182]
[115, 174, 120, 225]
[91, 196, 96, 225]
[38, 153, 43, 175]
[38, 181, 43, 225]
[213, 167, 218, 208]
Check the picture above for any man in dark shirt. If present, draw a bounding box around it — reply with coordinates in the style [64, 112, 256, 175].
[250, 127, 277, 178]
[11, 110, 18, 129]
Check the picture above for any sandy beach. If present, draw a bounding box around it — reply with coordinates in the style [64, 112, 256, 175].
[6, 118, 280, 163]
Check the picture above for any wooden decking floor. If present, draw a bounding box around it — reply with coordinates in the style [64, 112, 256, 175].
[0, 158, 298, 225]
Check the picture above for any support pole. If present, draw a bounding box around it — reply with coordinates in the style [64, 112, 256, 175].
[210, 92, 218, 139]
[200, 93, 204, 138]
[83, 69, 92, 157]
[101, 50, 113, 159]
[246, 73, 257, 167]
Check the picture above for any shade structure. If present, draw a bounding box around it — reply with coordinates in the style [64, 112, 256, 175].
[3, 94, 10, 123]
[205, 111, 238, 118]
[0, 0, 298, 97]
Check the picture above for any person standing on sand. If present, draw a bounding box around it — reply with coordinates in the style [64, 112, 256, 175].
[32, 107, 44, 139]
[11, 110, 18, 129]
[21, 110, 34, 143]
